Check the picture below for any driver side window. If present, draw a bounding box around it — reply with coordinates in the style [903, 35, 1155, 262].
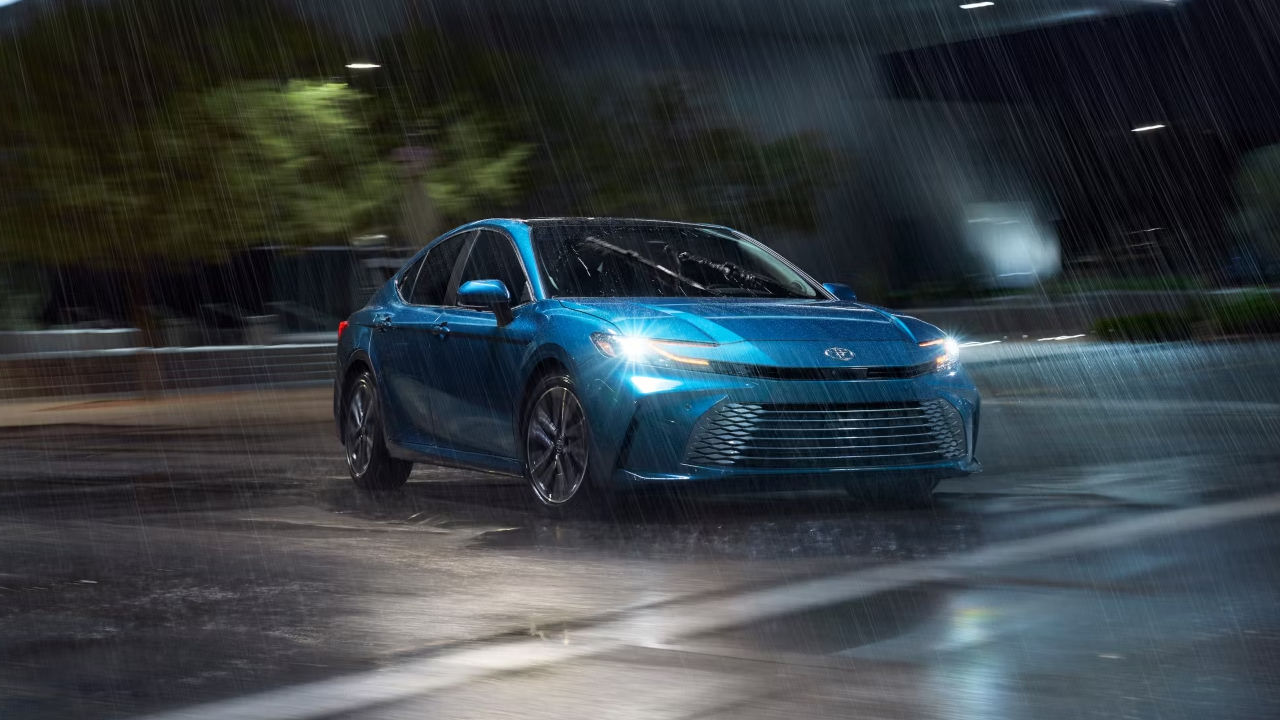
[458, 230, 532, 305]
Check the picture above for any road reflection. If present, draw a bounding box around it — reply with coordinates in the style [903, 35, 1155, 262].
[317, 479, 986, 561]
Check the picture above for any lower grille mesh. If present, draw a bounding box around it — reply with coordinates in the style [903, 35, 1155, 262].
[684, 400, 966, 469]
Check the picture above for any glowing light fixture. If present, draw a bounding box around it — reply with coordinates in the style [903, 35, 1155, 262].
[590, 333, 713, 367]
[346, 62, 382, 70]
[959, 2, 995, 9]
[921, 337, 961, 372]
[1131, 124, 1166, 133]
[630, 376, 682, 394]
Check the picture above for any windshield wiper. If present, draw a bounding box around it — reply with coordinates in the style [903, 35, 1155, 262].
[664, 246, 794, 297]
[571, 236, 718, 296]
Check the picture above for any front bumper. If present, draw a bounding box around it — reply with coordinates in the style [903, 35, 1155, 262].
[578, 358, 981, 488]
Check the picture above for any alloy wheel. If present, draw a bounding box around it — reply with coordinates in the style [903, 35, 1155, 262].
[526, 386, 589, 505]
[345, 380, 375, 477]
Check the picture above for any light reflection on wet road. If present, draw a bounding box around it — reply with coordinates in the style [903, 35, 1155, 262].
[1, 342, 1278, 719]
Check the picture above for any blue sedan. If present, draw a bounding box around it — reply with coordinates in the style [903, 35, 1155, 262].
[335, 218, 980, 511]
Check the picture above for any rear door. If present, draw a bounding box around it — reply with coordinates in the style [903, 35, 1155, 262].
[371, 230, 473, 449]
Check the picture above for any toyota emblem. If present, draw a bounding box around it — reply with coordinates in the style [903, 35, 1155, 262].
[824, 347, 856, 361]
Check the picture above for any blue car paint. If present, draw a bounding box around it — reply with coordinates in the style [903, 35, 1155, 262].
[335, 218, 981, 490]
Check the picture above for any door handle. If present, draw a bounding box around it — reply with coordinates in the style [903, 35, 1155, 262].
[429, 322, 450, 337]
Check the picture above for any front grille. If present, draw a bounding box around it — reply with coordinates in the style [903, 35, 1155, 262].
[684, 400, 966, 469]
[709, 360, 934, 381]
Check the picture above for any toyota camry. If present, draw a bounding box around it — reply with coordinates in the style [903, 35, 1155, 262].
[335, 218, 980, 511]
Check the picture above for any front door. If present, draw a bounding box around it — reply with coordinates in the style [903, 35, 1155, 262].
[428, 229, 536, 458]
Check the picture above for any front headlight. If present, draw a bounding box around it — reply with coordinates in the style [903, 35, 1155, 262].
[589, 332, 714, 368]
[919, 337, 960, 372]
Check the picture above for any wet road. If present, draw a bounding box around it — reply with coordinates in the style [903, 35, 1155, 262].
[2, 342, 1279, 719]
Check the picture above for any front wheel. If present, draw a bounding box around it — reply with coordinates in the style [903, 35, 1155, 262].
[344, 370, 412, 490]
[522, 374, 606, 514]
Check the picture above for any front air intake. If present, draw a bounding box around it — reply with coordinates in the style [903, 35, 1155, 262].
[683, 399, 966, 469]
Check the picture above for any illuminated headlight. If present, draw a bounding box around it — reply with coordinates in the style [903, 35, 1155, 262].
[919, 337, 961, 372]
[589, 332, 713, 368]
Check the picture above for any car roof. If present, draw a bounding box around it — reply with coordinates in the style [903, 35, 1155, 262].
[502, 217, 726, 229]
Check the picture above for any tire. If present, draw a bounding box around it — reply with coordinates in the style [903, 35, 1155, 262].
[520, 373, 608, 515]
[343, 369, 412, 491]
[845, 477, 938, 508]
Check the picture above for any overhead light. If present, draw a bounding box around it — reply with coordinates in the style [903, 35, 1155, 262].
[1131, 124, 1167, 133]
[346, 62, 381, 70]
[959, 2, 995, 8]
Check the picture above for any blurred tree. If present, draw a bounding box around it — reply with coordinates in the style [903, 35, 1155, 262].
[148, 81, 395, 258]
[544, 83, 835, 232]
[419, 114, 533, 225]
[0, 0, 360, 337]
[369, 31, 545, 237]
[1232, 144, 1280, 262]
[0, 81, 394, 346]
[1, 81, 394, 264]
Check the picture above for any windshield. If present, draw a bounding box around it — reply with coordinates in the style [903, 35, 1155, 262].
[532, 224, 822, 299]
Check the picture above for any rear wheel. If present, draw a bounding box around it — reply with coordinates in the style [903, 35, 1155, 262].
[344, 370, 412, 490]
[522, 374, 605, 514]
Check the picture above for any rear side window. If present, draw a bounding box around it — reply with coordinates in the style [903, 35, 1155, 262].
[396, 254, 427, 301]
[409, 231, 471, 306]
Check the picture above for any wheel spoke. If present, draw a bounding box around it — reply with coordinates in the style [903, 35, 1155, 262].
[534, 407, 556, 437]
[565, 445, 587, 473]
[563, 414, 585, 441]
[552, 457, 568, 500]
[560, 451, 581, 487]
[556, 390, 568, 437]
[530, 446, 555, 475]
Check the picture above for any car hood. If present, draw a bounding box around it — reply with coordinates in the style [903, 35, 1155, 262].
[558, 297, 925, 345]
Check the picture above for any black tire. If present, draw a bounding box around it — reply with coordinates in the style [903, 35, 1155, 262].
[520, 373, 610, 516]
[845, 477, 938, 508]
[343, 369, 412, 491]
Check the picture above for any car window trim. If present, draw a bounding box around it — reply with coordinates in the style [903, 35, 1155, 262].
[404, 229, 476, 308]
[395, 251, 428, 304]
[447, 227, 535, 313]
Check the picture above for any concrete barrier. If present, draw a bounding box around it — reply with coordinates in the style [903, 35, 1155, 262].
[0, 344, 336, 400]
[0, 329, 143, 355]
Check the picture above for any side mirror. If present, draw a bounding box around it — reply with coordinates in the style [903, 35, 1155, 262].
[822, 282, 858, 302]
[457, 279, 514, 326]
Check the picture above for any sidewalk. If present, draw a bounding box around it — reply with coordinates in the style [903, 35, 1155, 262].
[0, 386, 333, 429]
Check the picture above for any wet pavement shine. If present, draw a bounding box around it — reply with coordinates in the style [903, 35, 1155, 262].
[1, 342, 1279, 719]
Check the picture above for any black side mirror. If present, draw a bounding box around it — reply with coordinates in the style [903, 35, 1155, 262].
[457, 279, 514, 326]
[822, 282, 858, 302]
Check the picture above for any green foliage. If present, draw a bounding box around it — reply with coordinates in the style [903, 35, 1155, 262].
[1092, 312, 1192, 342]
[1233, 144, 1280, 257]
[0, 81, 395, 266]
[150, 82, 395, 258]
[420, 115, 534, 224]
[1092, 292, 1280, 341]
[1204, 293, 1280, 335]
[555, 84, 834, 231]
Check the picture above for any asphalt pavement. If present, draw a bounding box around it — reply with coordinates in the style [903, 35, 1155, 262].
[2, 341, 1279, 719]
